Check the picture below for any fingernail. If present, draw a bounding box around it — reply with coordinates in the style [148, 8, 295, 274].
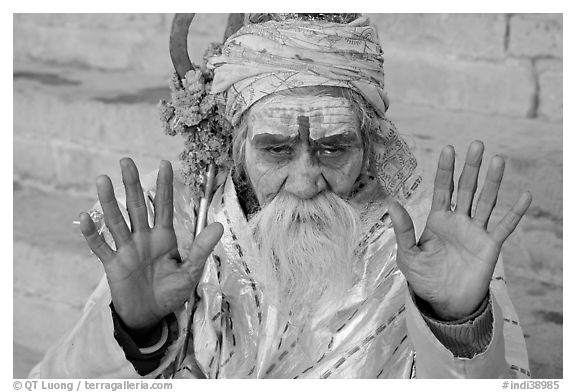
[521, 191, 532, 204]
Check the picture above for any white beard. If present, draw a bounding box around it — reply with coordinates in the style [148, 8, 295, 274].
[248, 191, 361, 322]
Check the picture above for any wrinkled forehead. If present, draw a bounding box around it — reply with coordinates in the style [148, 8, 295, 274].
[246, 95, 359, 141]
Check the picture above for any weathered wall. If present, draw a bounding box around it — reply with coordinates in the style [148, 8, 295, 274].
[13, 14, 562, 195]
[13, 14, 562, 194]
[13, 14, 228, 196]
[371, 14, 562, 121]
[13, 14, 562, 378]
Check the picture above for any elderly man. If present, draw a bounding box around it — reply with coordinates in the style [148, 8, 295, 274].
[30, 13, 532, 379]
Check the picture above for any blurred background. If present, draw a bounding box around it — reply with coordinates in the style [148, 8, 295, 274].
[13, 14, 562, 378]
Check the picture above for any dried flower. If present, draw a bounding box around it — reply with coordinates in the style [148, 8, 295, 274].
[159, 42, 233, 199]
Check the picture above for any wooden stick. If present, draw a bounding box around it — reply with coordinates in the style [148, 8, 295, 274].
[173, 163, 217, 375]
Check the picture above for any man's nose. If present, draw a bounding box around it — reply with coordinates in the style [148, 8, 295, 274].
[283, 152, 328, 199]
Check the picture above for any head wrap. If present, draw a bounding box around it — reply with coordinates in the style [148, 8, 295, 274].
[208, 15, 389, 127]
[206, 14, 421, 201]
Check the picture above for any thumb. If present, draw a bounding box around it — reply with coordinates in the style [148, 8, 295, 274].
[215, 170, 228, 189]
[184, 222, 224, 273]
[388, 201, 417, 252]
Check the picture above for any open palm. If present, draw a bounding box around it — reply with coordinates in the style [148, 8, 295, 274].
[389, 141, 532, 320]
[79, 158, 223, 330]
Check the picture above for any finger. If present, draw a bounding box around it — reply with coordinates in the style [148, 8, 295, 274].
[154, 160, 174, 229]
[388, 201, 417, 251]
[473, 155, 505, 228]
[215, 171, 227, 188]
[431, 145, 455, 212]
[79, 212, 115, 263]
[490, 191, 532, 245]
[183, 222, 224, 274]
[121, 158, 149, 233]
[97, 175, 131, 247]
[455, 140, 484, 216]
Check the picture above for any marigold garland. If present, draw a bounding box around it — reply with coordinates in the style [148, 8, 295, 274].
[158, 43, 234, 200]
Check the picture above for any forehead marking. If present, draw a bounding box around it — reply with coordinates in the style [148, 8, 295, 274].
[248, 96, 359, 140]
[297, 115, 310, 142]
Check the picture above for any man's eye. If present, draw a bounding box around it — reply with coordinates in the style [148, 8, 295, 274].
[266, 146, 293, 155]
[318, 146, 344, 156]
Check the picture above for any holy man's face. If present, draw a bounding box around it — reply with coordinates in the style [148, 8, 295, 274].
[243, 95, 365, 205]
[243, 94, 365, 314]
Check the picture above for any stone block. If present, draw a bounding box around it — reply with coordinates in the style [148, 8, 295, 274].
[14, 13, 165, 30]
[509, 14, 562, 58]
[14, 13, 229, 75]
[536, 59, 562, 121]
[385, 50, 535, 117]
[14, 23, 171, 73]
[14, 85, 76, 142]
[370, 13, 507, 59]
[14, 79, 184, 176]
[13, 137, 58, 186]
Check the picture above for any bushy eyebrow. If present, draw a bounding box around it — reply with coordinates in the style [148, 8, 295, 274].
[251, 133, 298, 148]
[251, 132, 361, 149]
[312, 133, 361, 148]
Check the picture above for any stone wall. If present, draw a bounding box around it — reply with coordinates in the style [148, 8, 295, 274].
[13, 13, 562, 195]
[370, 14, 562, 121]
[14, 14, 229, 197]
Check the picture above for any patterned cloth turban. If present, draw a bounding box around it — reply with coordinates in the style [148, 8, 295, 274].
[207, 14, 422, 201]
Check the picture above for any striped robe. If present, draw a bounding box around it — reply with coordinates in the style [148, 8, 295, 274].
[30, 166, 531, 379]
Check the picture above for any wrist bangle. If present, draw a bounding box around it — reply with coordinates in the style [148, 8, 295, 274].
[138, 319, 169, 354]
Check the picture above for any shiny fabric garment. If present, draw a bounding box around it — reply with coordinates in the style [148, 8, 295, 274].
[189, 173, 423, 378]
[30, 164, 531, 379]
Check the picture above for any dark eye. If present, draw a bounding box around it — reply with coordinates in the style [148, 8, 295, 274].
[266, 145, 293, 155]
[318, 146, 344, 157]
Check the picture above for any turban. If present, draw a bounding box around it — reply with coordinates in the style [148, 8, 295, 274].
[207, 14, 422, 201]
[208, 15, 389, 127]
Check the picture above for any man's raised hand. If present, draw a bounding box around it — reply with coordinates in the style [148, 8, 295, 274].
[389, 141, 532, 320]
[79, 158, 223, 330]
